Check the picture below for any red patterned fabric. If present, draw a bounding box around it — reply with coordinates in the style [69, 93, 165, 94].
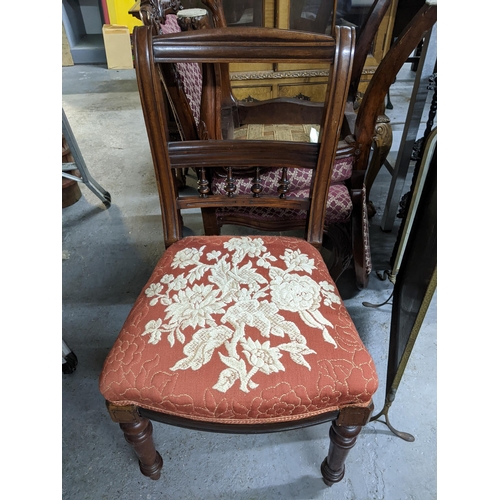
[160, 15, 202, 125]
[214, 183, 352, 226]
[211, 158, 354, 226]
[211, 155, 372, 274]
[100, 236, 378, 424]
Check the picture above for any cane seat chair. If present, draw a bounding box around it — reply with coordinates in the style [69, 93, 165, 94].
[198, 0, 435, 288]
[99, 23, 380, 486]
[196, 0, 393, 289]
[136, 0, 393, 289]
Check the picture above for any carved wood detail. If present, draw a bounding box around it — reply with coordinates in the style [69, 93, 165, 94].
[224, 167, 236, 197]
[241, 95, 259, 102]
[230, 69, 330, 81]
[365, 114, 393, 217]
[197, 167, 210, 197]
[251, 167, 262, 198]
[139, 0, 184, 32]
[278, 168, 289, 199]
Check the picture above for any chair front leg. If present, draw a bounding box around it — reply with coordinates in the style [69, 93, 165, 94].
[106, 403, 163, 480]
[321, 422, 362, 486]
[120, 418, 163, 480]
[321, 403, 373, 486]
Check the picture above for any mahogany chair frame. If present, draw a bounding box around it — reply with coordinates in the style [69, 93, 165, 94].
[101, 2, 436, 487]
[135, 1, 435, 292]
[105, 22, 378, 486]
[134, 25, 356, 247]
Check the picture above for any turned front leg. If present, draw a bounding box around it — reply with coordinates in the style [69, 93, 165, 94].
[120, 418, 163, 480]
[321, 422, 362, 486]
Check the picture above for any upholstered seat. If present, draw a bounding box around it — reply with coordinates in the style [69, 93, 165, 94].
[100, 235, 377, 424]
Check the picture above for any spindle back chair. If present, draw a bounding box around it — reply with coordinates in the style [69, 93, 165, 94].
[99, 23, 380, 487]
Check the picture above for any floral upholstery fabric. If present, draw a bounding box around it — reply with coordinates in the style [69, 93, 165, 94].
[99, 236, 378, 424]
[160, 15, 202, 125]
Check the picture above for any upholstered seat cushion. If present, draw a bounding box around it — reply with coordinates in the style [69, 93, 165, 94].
[99, 236, 378, 424]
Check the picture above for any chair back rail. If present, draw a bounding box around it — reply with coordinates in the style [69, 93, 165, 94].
[151, 28, 338, 63]
[168, 140, 355, 168]
[134, 24, 355, 248]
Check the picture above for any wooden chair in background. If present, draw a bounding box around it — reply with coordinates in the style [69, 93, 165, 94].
[136, 0, 394, 289]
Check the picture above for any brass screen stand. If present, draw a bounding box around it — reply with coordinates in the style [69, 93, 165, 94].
[370, 129, 437, 441]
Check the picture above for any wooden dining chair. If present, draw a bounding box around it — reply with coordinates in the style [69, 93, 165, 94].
[99, 23, 380, 487]
[135, 0, 390, 288]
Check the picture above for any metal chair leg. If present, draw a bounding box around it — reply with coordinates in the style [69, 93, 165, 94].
[62, 109, 111, 208]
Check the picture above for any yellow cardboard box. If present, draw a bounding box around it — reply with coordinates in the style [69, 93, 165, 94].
[106, 0, 143, 33]
[102, 24, 133, 70]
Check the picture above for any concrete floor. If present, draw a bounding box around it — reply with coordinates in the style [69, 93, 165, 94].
[62, 63, 437, 500]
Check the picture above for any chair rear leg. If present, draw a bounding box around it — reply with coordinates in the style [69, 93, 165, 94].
[321, 422, 362, 486]
[201, 207, 221, 235]
[119, 418, 163, 480]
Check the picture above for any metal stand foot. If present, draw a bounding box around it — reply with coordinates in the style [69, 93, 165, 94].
[370, 392, 415, 442]
[62, 109, 111, 208]
[62, 339, 78, 374]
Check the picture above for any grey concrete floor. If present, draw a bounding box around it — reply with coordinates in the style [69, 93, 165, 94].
[62, 64, 437, 500]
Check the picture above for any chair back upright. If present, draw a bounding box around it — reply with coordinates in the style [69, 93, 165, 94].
[353, 2, 437, 169]
[133, 25, 355, 249]
[347, 0, 393, 104]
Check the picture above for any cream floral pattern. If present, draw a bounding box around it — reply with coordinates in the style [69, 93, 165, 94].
[141, 237, 342, 394]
